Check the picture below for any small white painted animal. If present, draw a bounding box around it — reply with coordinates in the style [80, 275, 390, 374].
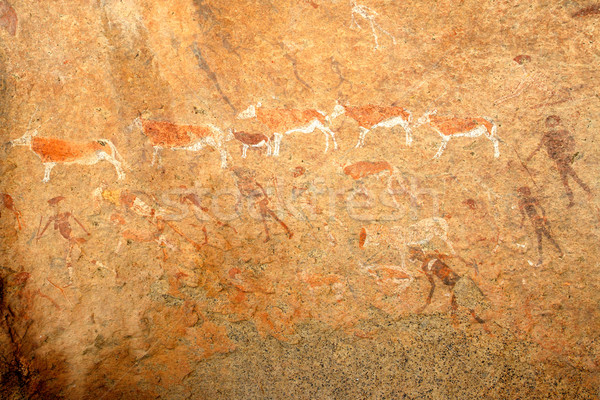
[133, 117, 228, 168]
[9, 129, 126, 182]
[415, 110, 500, 159]
[237, 102, 337, 156]
[328, 103, 413, 148]
[227, 129, 272, 158]
[359, 217, 455, 265]
[358, 262, 414, 294]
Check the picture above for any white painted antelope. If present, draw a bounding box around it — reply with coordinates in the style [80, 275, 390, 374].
[359, 217, 455, 266]
[237, 102, 337, 156]
[415, 110, 500, 159]
[9, 129, 126, 182]
[227, 129, 272, 158]
[328, 103, 412, 148]
[133, 117, 228, 168]
[342, 160, 420, 208]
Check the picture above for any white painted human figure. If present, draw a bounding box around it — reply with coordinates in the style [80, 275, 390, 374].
[237, 103, 337, 156]
[415, 110, 500, 159]
[350, 0, 396, 50]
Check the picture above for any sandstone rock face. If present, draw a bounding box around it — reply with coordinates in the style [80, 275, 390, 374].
[1, 1, 599, 398]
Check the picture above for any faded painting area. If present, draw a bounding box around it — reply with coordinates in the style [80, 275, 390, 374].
[1, 0, 600, 398]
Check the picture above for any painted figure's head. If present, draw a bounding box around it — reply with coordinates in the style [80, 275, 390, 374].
[517, 186, 531, 196]
[545, 115, 561, 128]
[10, 129, 38, 147]
[513, 54, 532, 65]
[408, 246, 424, 262]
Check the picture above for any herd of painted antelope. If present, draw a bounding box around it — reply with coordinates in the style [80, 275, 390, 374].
[6, 103, 500, 182]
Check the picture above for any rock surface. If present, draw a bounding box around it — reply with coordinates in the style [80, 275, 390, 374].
[1, 0, 599, 398]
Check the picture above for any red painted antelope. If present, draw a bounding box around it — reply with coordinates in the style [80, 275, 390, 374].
[328, 103, 413, 148]
[237, 102, 337, 156]
[342, 160, 417, 207]
[415, 110, 500, 159]
[133, 117, 228, 168]
[9, 129, 126, 182]
[227, 129, 272, 158]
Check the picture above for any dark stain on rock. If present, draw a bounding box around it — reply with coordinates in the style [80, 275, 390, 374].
[572, 4, 600, 17]
[98, 1, 174, 120]
[0, 1, 17, 36]
[192, 42, 237, 114]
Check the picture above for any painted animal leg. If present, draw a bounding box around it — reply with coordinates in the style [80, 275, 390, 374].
[490, 136, 500, 158]
[151, 147, 162, 166]
[273, 133, 283, 156]
[241, 144, 248, 158]
[315, 121, 338, 151]
[217, 149, 227, 168]
[369, 19, 380, 49]
[102, 153, 126, 180]
[207, 138, 228, 169]
[401, 121, 413, 146]
[373, 116, 412, 146]
[265, 141, 272, 156]
[42, 163, 56, 183]
[433, 136, 449, 159]
[356, 127, 370, 148]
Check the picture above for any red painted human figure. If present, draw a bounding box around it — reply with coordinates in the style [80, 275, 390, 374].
[233, 168, 293, 242]
[527, 115, 591, 207]
[36, 197, 91, 280]
[517, 186, 562, 265]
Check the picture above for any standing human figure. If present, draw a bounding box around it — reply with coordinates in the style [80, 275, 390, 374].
[517, 186, 563, 265]
[527, 115, 591, 207]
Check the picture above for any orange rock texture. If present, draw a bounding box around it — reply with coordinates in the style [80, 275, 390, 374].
[1, 0, 600, 398]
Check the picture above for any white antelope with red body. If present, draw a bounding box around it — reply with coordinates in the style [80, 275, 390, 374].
[237, 102, 337, 156]
[227, 129, 272, 158]
[9, 129, 126, 182]
[133, 117, 228, 168]
[328, 103, 413, 148]
[415, 110, 500, 159]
